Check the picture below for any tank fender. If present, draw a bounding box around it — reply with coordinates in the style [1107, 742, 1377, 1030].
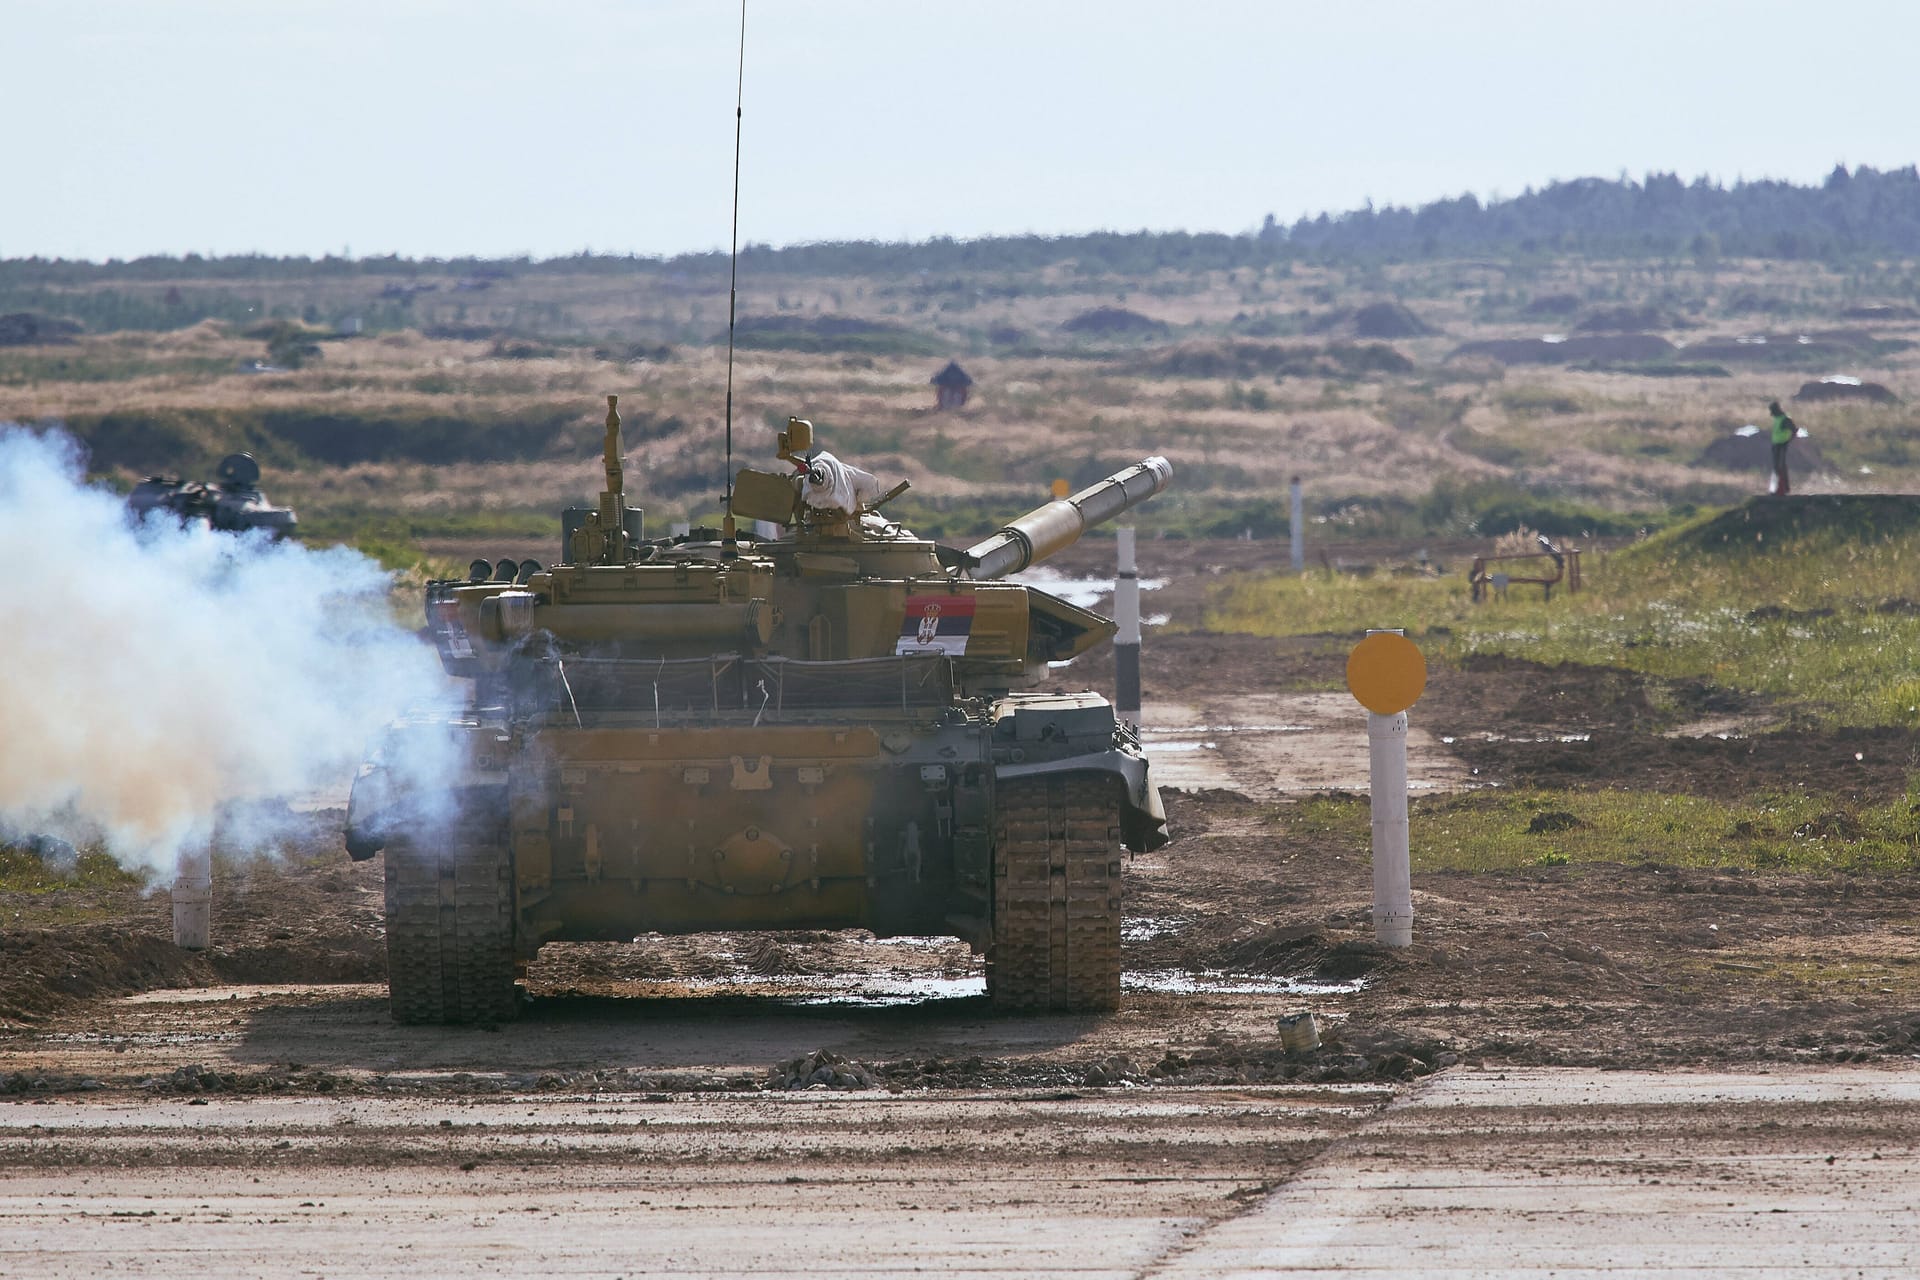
[346, 764, 508, 860]
[993, 749, 1170, 852]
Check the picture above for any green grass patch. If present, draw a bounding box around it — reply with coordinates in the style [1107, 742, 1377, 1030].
[1289, 788, 1920, 875]
[1206, 498, 1920, 726]
[0, 842, 145, 892]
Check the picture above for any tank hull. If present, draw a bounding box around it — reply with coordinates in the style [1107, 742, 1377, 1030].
[347, 677, 1163, 1022]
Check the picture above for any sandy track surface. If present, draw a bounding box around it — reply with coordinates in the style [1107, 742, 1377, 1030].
[3, 1069, 1915, 1277]
[1166, 1068, 1920, 1279]
[0, 1086, 1377, 1278]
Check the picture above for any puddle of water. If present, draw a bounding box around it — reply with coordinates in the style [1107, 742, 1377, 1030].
[1124, 970, 1366, 997]
[795, 969, 1364, 1005]
[784, 975, 985, 1007]
[1145, 724, 1310, 735]
[1150, 741, 1219, 753]
[100, 967, 1354, 1017]
[1459, 732, 1591, 744]
[1122, 916, 1186, 942]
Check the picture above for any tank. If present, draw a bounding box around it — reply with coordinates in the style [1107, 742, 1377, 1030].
[126, 453, 299, 538]
[345, 397, 1173, 1024]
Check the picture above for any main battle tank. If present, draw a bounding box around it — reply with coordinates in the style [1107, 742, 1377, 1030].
[127, 453, 298, 538]
[346, 397, 1172, 1024]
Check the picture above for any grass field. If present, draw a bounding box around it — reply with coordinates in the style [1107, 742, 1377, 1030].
[1285, 785, 1920, 877]
[1204, 499, 1920, 727]
[2, 252, 1916, 548]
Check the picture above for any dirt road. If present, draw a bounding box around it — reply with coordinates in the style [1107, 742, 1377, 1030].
[2, 1070, 1915, 1277]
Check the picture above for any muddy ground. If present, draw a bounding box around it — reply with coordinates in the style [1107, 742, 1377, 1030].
[3, 542, 1918, 1095]
[4, 543, 1920, 1275]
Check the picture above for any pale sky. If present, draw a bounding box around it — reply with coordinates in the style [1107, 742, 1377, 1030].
[10, 0, 1919, 262]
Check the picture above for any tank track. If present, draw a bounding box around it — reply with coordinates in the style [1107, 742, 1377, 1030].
[987, 774, 1123, 1013]
[383, 827, 519, 1025]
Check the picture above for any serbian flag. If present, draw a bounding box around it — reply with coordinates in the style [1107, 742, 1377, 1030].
[896, 594, 975, 656]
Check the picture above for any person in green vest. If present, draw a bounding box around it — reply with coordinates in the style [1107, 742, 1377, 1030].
[1767, 400, 1798, 496]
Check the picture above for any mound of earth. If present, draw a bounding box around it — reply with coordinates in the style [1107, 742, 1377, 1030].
[1451, 334, 1674, 365]
[1061, 306, 1170, 338]
[1696, 430, 1828, 473]
[1308, 301, 1434, 339]
[1665, 495, 1920, 553]
[1795, 376, 1898, 404]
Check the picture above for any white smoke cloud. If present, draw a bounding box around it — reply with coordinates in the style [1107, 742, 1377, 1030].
[0, 427, 452, 875]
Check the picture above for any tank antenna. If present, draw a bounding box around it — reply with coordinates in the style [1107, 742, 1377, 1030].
[721, 0, 747, 543]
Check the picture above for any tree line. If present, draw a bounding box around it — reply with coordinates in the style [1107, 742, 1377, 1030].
[4, 166, 1918, 287]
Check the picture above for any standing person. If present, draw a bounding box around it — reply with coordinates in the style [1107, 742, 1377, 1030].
[1768, 400, 1797, 496]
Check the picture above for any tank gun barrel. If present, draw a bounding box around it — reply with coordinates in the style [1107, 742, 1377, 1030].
[965, 456, 1173, 581]
[600, 394, 626, 538]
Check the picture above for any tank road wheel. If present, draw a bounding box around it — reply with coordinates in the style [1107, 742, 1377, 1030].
[988, 774, 1124, 1013]
[383, 828, 518, 1025]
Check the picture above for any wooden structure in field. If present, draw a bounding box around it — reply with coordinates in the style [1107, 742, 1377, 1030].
[931, 360, 974, 411]
[1470, 540, 1583, 602]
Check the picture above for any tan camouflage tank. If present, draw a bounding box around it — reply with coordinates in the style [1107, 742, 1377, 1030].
[346, 397, 1172, 1023]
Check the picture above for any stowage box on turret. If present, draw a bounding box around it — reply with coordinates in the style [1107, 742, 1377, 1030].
[346, 398, 1172, 1023]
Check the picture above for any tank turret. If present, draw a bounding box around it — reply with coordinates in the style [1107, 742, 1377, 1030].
[348, 396, 1174, 1025]
[126, 452, 298, 539]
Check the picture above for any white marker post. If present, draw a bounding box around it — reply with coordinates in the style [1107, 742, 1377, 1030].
[171, 850, 212, 951]
[1289, 475, 1304, 574]
[1345, 630, 1427, 949]
[1115, 526, 1141, 719]
[1368, 709, 1412, 947]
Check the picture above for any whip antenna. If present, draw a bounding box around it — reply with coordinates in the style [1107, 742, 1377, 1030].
[721, 0, 746, 537]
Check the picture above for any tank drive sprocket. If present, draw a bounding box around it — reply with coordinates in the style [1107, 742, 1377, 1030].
[383, 824, 518, 1025]
[988, 774, 1124, 1013]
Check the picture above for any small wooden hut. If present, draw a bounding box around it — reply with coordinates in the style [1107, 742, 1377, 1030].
[931, 360, 974, 411]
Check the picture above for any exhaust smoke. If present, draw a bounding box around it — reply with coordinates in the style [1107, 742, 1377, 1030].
[0, 427, 451, 880]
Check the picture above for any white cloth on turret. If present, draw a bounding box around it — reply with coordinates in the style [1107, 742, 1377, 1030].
[800, 451, 882, 515]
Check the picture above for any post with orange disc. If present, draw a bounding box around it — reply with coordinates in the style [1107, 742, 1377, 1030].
[1345, 630, 1427, 948]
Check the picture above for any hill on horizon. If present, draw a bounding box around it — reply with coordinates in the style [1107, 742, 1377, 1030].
[5, 166, 1920, 284]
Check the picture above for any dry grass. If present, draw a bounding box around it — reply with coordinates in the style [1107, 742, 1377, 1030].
[5, 254, 1918, 537]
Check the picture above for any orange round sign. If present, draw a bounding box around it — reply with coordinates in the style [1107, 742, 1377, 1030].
[1346, 631, 1426, 715]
